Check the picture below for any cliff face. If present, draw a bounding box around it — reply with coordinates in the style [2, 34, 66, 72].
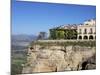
[22, 44, 96, 73]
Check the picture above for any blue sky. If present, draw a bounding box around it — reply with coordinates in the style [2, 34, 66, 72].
[12, 0, 96, 35]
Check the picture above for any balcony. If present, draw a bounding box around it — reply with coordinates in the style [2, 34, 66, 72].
[83, 32, 87, 34]
[88, 32, 93, 34]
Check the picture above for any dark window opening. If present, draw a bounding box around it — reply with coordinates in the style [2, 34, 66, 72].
[84, 36, 88, 39]
[89, 35, 93, 39]
[79, 36, 82, 39]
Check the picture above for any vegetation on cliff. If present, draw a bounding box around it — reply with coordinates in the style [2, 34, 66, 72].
[30, 40, 96, 47]
[11, 54, 27, 75]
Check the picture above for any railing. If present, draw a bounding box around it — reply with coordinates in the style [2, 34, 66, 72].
[83, 32, 87, 34]
[88, 32, 93, 34]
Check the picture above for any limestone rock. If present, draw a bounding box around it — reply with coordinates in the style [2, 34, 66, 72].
[22, 45, 96, 73]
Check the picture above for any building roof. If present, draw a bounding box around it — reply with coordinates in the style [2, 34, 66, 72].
[52, 24, 77, 30]
[50, 19, 96, 30]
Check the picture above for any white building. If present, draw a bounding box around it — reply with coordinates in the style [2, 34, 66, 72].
[77, 19, 96, 40]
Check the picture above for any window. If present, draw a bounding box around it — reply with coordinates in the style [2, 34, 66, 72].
[79, 36, 82, 39]
[84, 29, 87, 34]
[89, 35, 93, 39]
[84, 36, 88, 39]
[90, 28, 93, 34]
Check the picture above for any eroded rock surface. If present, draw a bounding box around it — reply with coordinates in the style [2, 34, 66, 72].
[22, 45, 96, 73]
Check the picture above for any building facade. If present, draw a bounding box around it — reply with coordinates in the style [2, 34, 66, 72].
[49, 19, 96, 40]
[77, 19, 96, 40]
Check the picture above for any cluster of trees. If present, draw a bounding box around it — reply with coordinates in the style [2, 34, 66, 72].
[34, 28, 77, 40]
[49, 29, 77, 39]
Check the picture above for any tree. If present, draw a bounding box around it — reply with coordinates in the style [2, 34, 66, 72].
[72, 30, 77, 39]
[49, 29, 65, 39]
[56, 30, 65, 39]
[65, 30, 71, 39]
[49, 29, 57, 39]
[65, 29, 77, 39]
[49, 28, 77, 40]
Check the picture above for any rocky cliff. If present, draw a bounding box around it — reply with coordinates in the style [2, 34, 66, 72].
[22, 41, 96, 73]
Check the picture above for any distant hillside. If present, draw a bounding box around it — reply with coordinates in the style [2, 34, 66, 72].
[11, 34, 37, 42]
[11, 34, 37, 50]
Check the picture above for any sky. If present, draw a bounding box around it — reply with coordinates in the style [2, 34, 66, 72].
[12, 0, 96, 35]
